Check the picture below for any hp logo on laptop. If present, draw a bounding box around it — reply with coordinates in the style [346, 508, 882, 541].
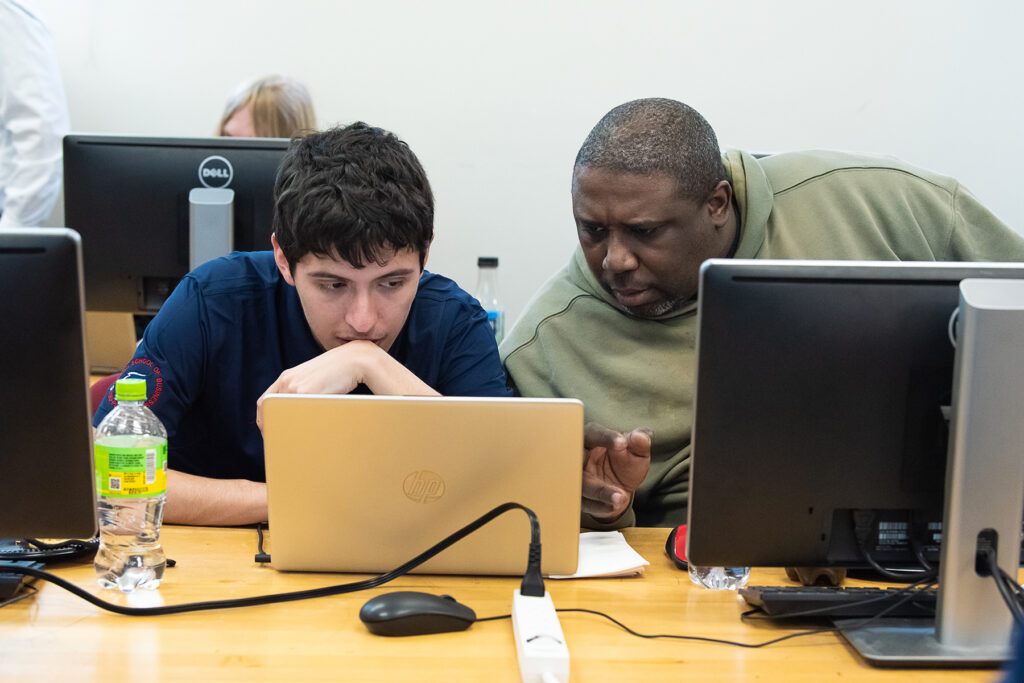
[403, 470, 446, 504]
[197, 155, 234, 188]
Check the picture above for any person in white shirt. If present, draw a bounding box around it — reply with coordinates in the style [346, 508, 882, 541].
[0, 0, 70, 228]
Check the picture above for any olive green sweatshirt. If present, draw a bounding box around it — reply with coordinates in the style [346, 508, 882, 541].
[500, 149, 1024, 528]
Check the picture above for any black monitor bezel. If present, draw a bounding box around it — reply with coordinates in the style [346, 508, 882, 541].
[63, 134, 289, 314]
[0, 228, 97, 540]
[686, 258, 1024, 569]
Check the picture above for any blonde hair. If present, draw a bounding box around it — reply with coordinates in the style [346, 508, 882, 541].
[218, 75, 316, 138]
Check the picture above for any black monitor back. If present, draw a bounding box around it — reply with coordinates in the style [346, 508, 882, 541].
[687, 259, 1024, 569]
[63, 134, 289, 313]
[0, 228, 97, 539]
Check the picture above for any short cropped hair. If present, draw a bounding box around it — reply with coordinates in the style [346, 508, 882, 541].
[273, 123, 434, 270]
[218, 75, 316, 138]
[574, 98, 727, 202]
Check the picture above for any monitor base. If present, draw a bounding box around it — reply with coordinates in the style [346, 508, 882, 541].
[835, 617, 1009, 668]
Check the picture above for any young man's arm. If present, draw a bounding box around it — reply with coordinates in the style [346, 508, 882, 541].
[92, 272, 273, 528]
[163, 470, 267, 525]
[255, 340, 438, 430]
[93, 423, 265, 525]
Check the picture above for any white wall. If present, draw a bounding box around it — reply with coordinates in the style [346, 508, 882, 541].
[30, 0, 1024, 325]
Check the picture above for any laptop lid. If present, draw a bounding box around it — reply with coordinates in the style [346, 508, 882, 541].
[262, 394, 583, 575]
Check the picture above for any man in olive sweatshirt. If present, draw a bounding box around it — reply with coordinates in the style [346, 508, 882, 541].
[500, 97, 1024, 529]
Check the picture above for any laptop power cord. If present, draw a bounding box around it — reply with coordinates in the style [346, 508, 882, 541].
[0, 502, 547, 618]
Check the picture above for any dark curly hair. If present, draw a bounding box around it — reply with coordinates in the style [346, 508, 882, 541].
[272, 122, 434, 269]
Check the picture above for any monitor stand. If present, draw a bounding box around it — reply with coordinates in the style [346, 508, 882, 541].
[189, 187, 234, 270]
[837, 279, 1024, 667]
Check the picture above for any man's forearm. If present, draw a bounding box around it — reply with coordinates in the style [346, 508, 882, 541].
[353, 342, 440, 397]
[361, 351, 440, 396]
[164, 470, 267, 525]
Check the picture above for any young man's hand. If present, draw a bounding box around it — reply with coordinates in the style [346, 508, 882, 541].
[581, 422, 652, 522]
[256, 340, 438, 430]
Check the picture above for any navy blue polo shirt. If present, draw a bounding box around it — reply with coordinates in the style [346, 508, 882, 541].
[92, 251, 510, 482]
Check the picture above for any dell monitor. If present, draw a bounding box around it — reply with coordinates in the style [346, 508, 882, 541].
[0, 228, 97, 540]
[687, 258, 1024, 665]
[63, 134, 289, 315]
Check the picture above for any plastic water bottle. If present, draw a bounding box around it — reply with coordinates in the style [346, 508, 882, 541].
[688, 565, 751, 590]
[476, 256, 505, 344]
[93, 377, 167, 592]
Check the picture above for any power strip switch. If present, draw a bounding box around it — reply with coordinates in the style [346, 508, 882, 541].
[512, 589, 570, 683]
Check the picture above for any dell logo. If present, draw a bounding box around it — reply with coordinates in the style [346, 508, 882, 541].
[403, 470, 446, 504]
[197, 155, 234, 188]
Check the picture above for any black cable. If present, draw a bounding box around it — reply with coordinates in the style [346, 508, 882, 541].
[852, 510, 936, 582]
[908, 537, 933, 574]
[254, 523, 270, 564]
[32, 538, 94, 551]
[564, 608, 838, 648]
[475, 613, 514, 623]
[477, 609, 835, 648]
[859, 546, 936, 582]
[997, 567, 1024, 623]
[486, 581, 945, 649]
[0, 502, 542, 617]
[985, 549, 1024, 628]
[907, 514, 934, 574]
[0, 537, 99, 562]
[997, 567, 1024, 603]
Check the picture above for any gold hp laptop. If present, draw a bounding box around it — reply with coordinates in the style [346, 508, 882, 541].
[261, 394, 583, 576]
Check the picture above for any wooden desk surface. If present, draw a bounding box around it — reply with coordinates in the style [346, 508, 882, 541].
[0, 526, 1002, 682]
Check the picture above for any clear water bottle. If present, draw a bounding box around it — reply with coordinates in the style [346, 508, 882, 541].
[93, 377, 167, 592]
[475, 256, 505, 344]
[688, 565, 751, 590]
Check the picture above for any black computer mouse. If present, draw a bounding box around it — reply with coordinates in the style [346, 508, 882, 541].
[359, 591, 477, 637]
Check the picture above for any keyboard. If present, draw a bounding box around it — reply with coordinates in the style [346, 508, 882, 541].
[739, 585, 937, 619]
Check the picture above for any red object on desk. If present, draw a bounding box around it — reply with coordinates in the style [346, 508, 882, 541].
[664, 524, 688, 570]
[674, 524, 688, 561]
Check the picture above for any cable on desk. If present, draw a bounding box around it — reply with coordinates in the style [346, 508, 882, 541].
[0, 537, 98, 562]
[479, 577, 949, 650]
[478, 608, 837, 649]
[0, 502, 543, 616]
[254, 523, 270, 564]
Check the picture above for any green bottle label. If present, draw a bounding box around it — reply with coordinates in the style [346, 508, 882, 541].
[94, 441, 168, 498]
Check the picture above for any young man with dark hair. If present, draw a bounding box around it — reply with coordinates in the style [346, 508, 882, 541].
[93, 123, 509, 526]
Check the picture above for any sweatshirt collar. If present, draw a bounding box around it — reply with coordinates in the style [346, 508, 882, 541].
[723, 149, 771, 259]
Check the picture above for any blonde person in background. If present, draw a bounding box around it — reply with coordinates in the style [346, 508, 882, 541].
[217, 75, 316, 139]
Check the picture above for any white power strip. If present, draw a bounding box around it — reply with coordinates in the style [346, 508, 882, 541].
[511, 589, 570, 683]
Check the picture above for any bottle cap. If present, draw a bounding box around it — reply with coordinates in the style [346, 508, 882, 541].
[478, 256, 499, 268]
[114, 377, 147, 402]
